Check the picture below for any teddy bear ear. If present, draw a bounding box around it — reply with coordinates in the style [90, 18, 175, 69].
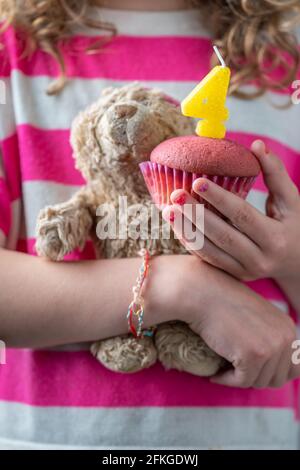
[101, 86, 114, 96]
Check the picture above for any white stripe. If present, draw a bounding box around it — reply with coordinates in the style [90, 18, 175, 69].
[0, 78, 15, 140]
[22, 180, 268, 239]
[227, 91, 300, 152]
[272, 300, 289, 314]
[10, 71, 300, 152]
[73, 7, 209, 38]
[0, 403, 298, 450]
[246, 189, 267, 214]
[22, 181, 80, 239]
[11, 72, 197, 131]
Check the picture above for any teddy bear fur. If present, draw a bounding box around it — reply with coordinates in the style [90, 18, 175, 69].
[35, 82, 224, 376]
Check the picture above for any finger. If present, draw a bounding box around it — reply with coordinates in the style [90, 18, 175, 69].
[251, 140, 299, 210]
[162, 204, 244, 277]
[162, 204, 201, 248]
[192, 178, 273, 246]
[268, 349, 291, 388]
[287, 341, 300, 381]
[193, 237, 245, 278]
[171, 189, 261, 267]
[253, 352, 282, 389]
[210, 367, 260, 389]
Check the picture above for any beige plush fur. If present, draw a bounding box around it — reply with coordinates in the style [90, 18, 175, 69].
[35, 83, 224, 376]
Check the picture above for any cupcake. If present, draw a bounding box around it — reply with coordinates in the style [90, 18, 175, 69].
[140, 135, 260, 214]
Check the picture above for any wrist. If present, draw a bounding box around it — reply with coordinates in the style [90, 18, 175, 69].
[144, 254, 208, 326]
[144, 255, 178, 326]
[144, 254, 193, 325]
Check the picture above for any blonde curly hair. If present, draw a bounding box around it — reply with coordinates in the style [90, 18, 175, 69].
[0, 0, 299, 98]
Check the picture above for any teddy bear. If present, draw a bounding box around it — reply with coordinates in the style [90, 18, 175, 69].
[35, 82, 224, 376]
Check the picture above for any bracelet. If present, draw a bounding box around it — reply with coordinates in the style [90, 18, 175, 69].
[127, 249, 154, 339]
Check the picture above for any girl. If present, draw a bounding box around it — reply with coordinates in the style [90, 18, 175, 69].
[0, 0, 299, 450]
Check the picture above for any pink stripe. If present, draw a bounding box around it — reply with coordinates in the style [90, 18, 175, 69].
[3, 27, 211, 81]
[295, 379, 300, 419]
[17, 238, 96, 260]
[10, 126, 300, 188]
[246, 279, 290, 303]
[0, 177, 11, 236]
[0, 348, 296, 409]
[2, 27, 299, 94]
[227, 131, 300, 192]
[0, 134, 21, 200]
[16, 125, 84, 185]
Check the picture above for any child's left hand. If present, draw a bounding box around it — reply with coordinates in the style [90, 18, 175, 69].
[162, 140, 300, 283]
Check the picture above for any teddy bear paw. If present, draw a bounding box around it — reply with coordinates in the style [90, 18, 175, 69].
[91, 335, 157, 373]
[155, 321, 225, 377]
[35, 208, 71, 261]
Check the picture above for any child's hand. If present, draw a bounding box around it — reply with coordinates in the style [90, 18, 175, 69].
[166, 256, 299, 389]
[162, 140, 300, 283]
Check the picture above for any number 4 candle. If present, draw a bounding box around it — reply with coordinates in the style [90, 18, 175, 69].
[181, 46, 231, 139]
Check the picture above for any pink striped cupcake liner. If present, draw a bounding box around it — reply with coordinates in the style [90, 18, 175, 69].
[140, 161, 256, 215]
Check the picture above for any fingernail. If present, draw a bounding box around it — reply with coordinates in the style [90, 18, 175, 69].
[173, 193, 186, 205]
[258, 140, 270, 155]
[169, 210, 175, 222]
[195, 181, 209, 193]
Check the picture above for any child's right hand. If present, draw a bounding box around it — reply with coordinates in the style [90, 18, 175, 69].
[161, 141, 300, 286]
[156, 255, 299, 389]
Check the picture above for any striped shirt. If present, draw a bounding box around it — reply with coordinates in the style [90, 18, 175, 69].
[0, 7, 299, 450]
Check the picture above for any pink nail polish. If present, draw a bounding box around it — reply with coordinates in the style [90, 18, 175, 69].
[196, 181, 209, 193]
[174, 194, 186, 205]
[169, 211, 175, 223]
[265, 146, 270, 155]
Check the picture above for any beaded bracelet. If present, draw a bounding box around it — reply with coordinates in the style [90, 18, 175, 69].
[127, 249, 154, 339]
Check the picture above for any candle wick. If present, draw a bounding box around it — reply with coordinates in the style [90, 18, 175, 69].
[213, 45, 226, 67]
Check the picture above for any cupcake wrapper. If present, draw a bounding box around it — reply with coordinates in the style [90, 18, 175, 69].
[140, 161, 257, 214]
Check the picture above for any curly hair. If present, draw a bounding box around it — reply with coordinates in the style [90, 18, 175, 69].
[0, 0, 299, 98]
[195, 0, 300, 99]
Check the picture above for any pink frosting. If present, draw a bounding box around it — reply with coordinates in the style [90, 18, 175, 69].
[150, 135, 260, 177]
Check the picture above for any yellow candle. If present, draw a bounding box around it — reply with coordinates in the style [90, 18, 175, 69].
[181, 46, 231, 139]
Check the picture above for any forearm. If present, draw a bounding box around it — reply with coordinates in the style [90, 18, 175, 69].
[0, 249, 173, 348]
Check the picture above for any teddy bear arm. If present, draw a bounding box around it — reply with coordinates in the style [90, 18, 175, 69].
[35, 188, 94, 261]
